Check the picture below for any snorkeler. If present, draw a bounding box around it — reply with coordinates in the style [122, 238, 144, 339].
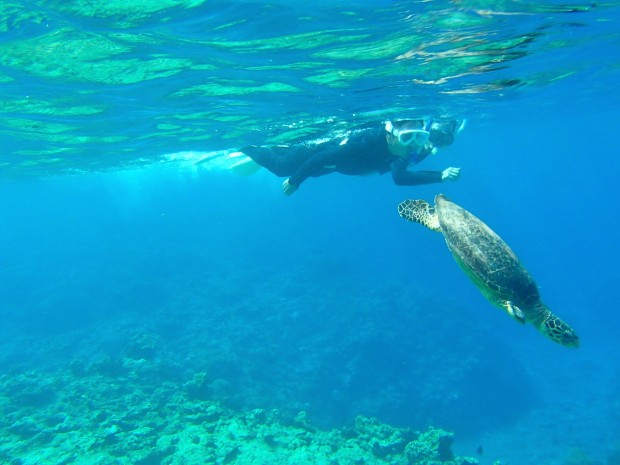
[235, 119, 465, 196]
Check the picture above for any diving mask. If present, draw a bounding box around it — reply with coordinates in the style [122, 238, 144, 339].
[385, 121, 430, 148]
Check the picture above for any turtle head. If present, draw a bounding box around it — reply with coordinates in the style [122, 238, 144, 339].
[541, 315, 580, 348]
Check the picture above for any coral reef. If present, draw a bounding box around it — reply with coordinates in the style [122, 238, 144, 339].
[0, 366, 480, 464]
[0, 239, 567, 465]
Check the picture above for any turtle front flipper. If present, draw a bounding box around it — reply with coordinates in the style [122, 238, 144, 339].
[398, 199, 441, 232]
[503, 301, 526, 324]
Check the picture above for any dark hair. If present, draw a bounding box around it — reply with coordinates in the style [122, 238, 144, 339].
[429, 129, 455, 147]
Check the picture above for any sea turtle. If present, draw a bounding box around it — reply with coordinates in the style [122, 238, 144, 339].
[398, 194, 579, 348]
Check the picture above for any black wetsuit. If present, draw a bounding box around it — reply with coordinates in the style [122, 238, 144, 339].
[241, 123, 443, 189]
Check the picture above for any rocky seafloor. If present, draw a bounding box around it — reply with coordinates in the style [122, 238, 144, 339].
[0, 262, 504, 465]
[0, 360, 482, 465]
[1, 253, 618, 464]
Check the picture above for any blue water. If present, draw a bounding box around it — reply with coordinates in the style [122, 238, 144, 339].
[1, 1, 620, 464]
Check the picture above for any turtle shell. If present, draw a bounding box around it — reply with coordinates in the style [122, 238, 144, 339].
[435, 195, 539, 307]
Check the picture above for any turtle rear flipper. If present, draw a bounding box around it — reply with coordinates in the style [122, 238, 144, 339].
[398, 199, 441, 232]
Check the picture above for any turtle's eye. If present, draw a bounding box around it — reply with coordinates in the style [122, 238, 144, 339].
[561, 329, 579, 348]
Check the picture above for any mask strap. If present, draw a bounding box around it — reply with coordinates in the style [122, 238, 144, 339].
[385, 121, 395, 135]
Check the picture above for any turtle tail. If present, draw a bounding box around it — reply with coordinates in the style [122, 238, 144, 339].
[398, 199, 441, 232]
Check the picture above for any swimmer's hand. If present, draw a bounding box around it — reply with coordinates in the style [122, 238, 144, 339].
[282, 178, 298, 196]
[441, 167, 461, 182]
